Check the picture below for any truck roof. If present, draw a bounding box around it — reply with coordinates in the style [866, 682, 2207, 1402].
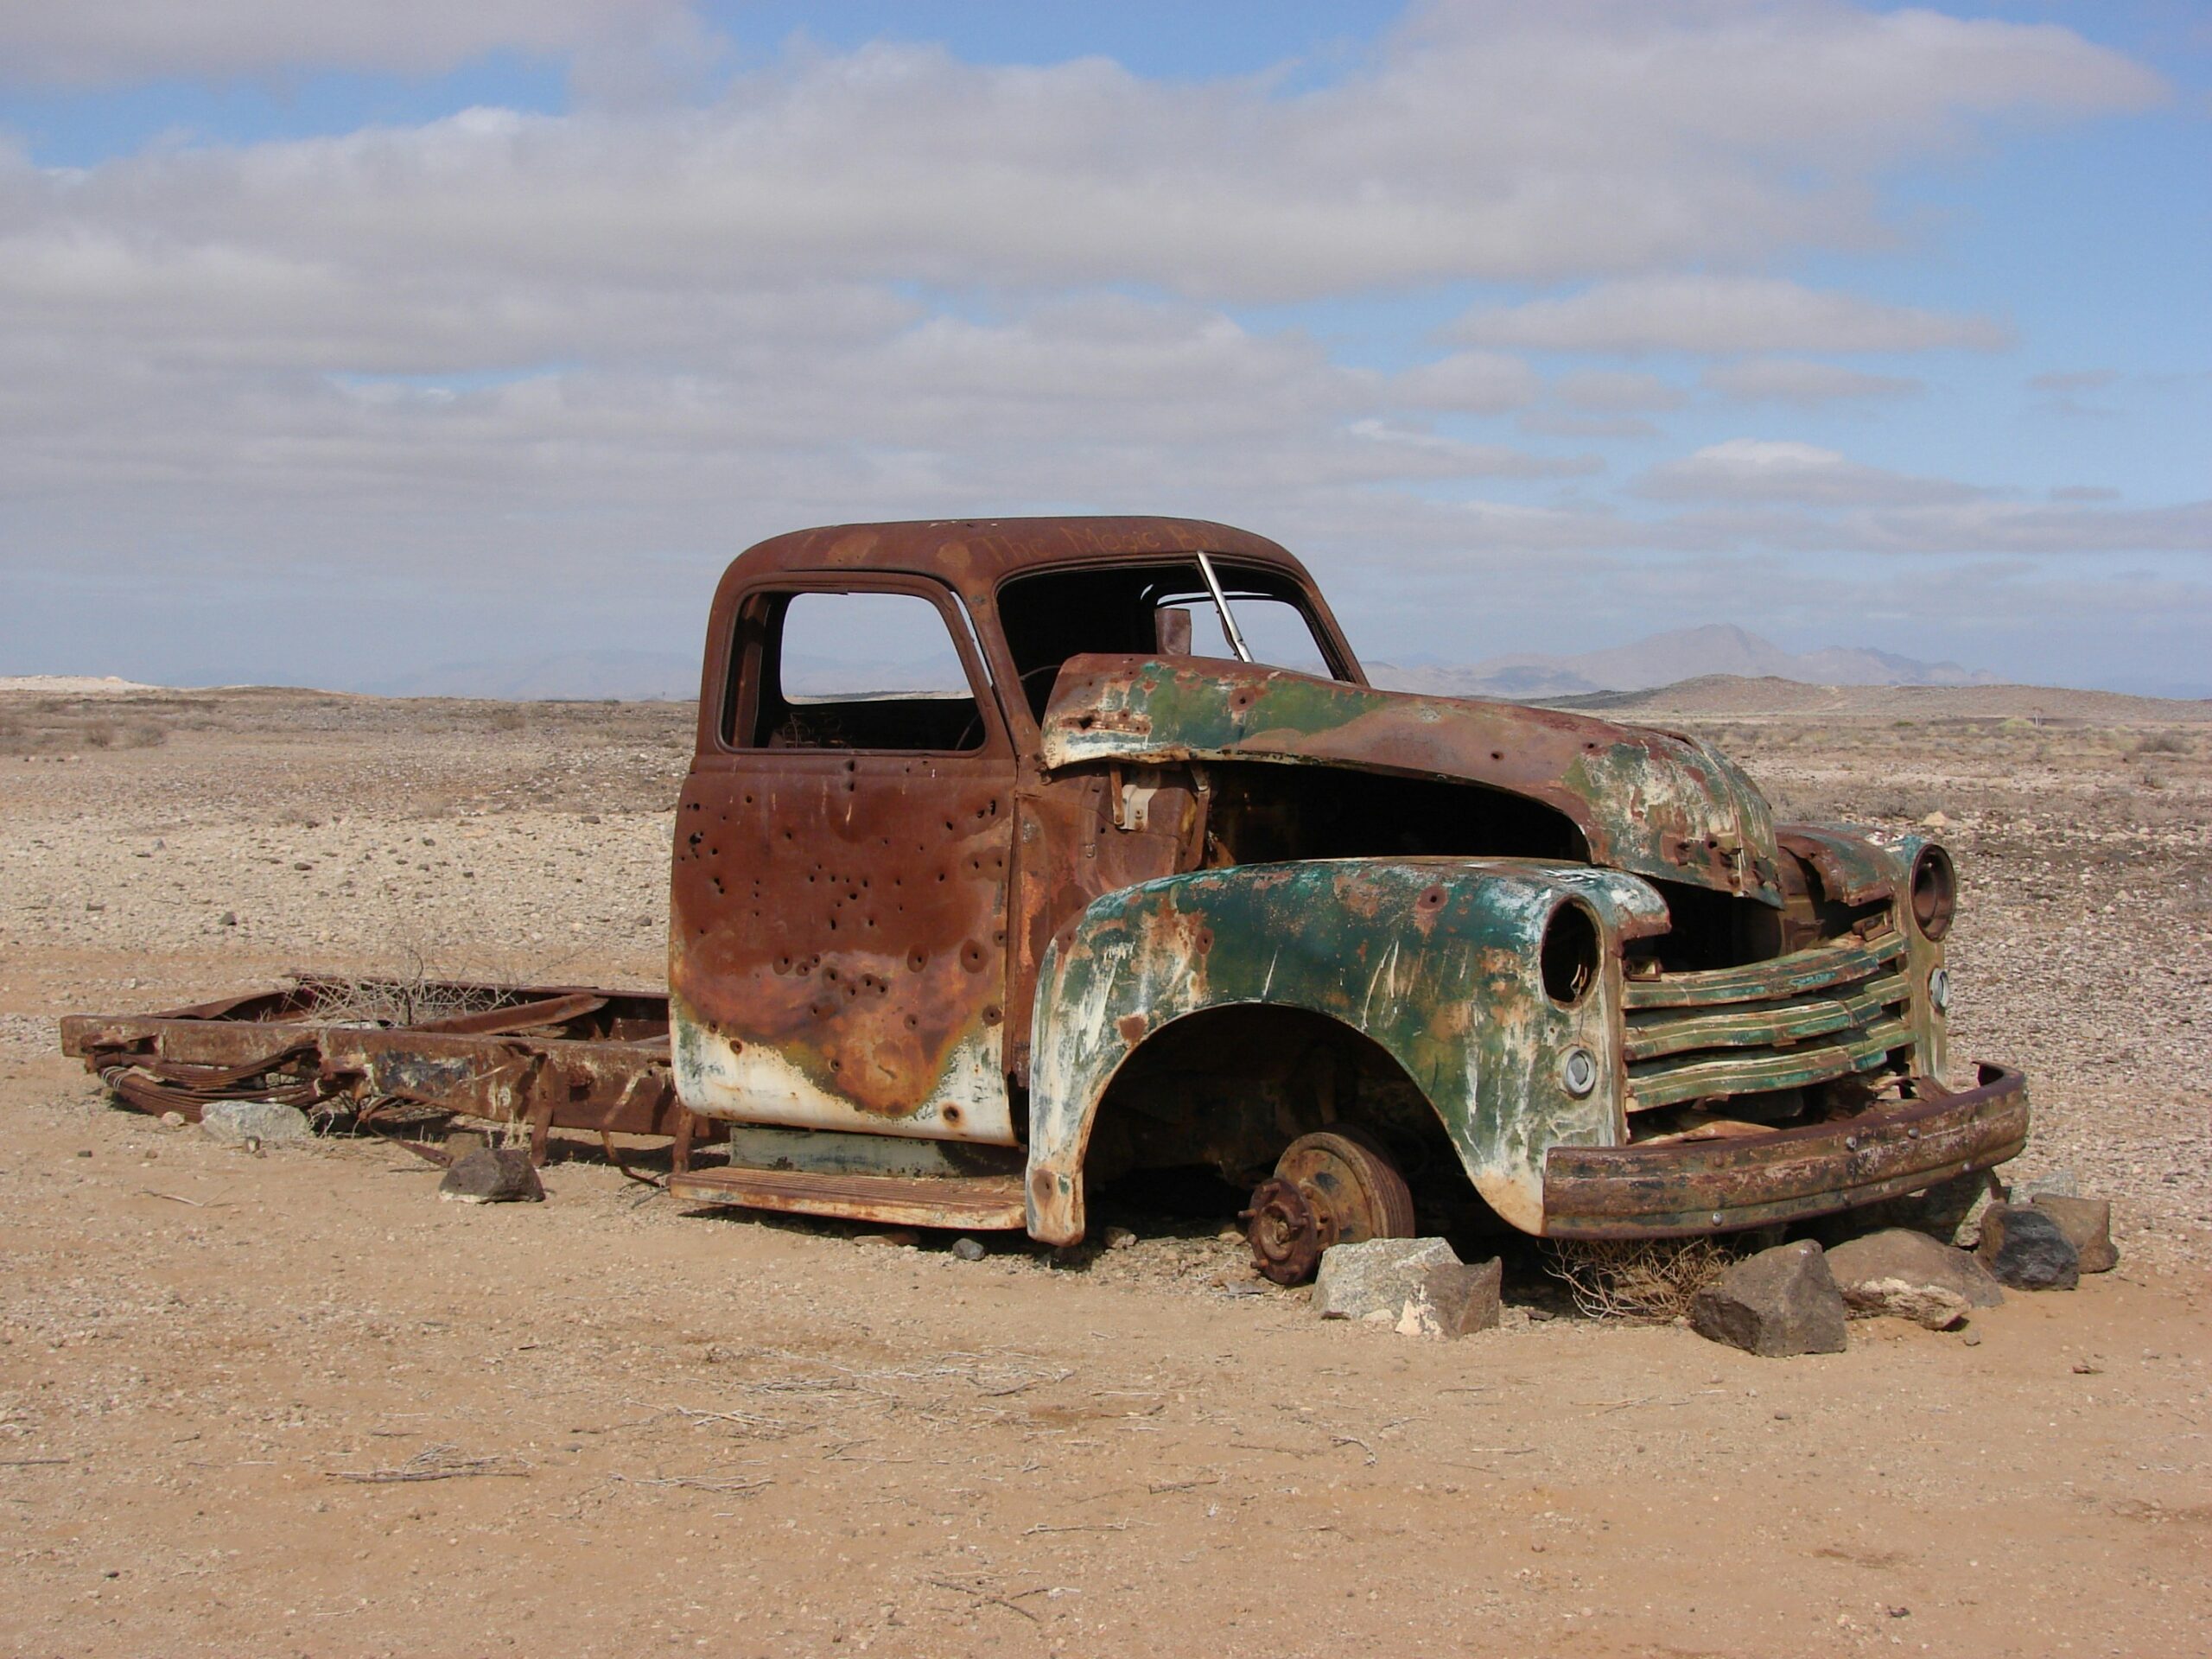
[719, 516, 1319, 597]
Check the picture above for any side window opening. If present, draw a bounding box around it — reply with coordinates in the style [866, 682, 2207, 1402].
[727, 589, 988, 752]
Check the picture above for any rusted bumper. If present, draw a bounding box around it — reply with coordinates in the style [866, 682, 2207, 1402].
[1541, 1062, 2027, 1238]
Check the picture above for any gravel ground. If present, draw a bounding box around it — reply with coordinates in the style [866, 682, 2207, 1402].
[2, 681, 2207, 1659]
[3, 683, 2207, 1268]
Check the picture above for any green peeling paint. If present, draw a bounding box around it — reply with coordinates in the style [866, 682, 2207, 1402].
[1040, 658, 1783, 906]
[1024, 857, 1669, 1240]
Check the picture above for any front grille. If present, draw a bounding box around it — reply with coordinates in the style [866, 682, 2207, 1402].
[1621, 928, 1913, 1113]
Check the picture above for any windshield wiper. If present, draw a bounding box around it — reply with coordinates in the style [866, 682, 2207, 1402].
[1193, 551, 1252, 664]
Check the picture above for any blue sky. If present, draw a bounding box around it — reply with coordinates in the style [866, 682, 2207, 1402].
[3, 1, 2207, 695]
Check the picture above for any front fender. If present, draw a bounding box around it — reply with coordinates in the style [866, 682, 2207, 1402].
[1023, 858, 1668, 1242]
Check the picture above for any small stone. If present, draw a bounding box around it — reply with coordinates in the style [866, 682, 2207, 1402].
[1975, 1204, 2079, 1290]
[1847, 1277, 1972, 1331]
[1314, 1237, 1461, 1322]
[1961, 1331, 1982, 1346]
[1395, 1257, 1503, 1339]
[158, 1110, 187, 1128]
[199, 1100, 314, 1147]
[1689, 1240, 1849, 1357]
[2031, 1195, 2117, 1274]
[437, 1147, 544, 1204]
[1826, 1228, 2004, 1311]
[1102, 1225, 1138, 1251]
[2009, 1168, 2078, 1205]
[950, 1236, 987, 1262]
[217, 910, 238, 927]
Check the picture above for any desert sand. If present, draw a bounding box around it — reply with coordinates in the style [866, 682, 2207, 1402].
[2, 682, 2206, 1657]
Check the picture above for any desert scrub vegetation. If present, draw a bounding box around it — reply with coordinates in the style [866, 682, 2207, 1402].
[0, 700, 170, 755]
[1543, 1236, 1739, 1323]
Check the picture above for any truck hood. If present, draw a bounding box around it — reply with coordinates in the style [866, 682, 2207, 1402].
[1039, 655, 1783, 906]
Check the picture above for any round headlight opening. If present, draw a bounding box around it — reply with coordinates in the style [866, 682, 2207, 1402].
[1541, 899, 1602, 1007]
[1910, 844, 1957, 941]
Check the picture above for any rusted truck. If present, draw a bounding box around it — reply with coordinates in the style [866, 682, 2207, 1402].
[63, 517, 2026, 1281]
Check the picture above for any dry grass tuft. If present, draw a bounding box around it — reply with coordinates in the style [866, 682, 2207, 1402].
[1543, 1237, 1738, 1323]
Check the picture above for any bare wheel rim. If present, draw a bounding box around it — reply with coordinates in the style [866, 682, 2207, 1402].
[1274, 1128, 1416, 1247]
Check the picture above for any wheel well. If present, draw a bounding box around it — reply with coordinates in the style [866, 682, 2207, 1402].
[1083, 1004, 1472, 1220]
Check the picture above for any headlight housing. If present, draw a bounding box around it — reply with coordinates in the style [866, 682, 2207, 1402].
[1909, 844, 1956, 942]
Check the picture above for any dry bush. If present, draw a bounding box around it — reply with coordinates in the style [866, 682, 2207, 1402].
[297, 935, 529, 1028]
[2134, 730, 2189, 756]
[302, 974, 519, 1027]
[1543, 1236, 1738, 1322]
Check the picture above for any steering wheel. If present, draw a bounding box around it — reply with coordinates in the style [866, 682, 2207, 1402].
[1019, 663, 1065, 715]
[950, 663, 1071, 751]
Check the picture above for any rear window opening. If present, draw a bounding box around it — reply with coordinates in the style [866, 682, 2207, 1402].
[996, 558, 1355, 721]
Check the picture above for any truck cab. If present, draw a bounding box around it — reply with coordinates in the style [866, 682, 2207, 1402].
[668, 518, 2025, 1279]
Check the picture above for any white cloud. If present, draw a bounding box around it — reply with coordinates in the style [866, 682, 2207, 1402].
[1636, 439, 1983, 506]
[1344, 420, 1602, 479]
[0, 4, 2163, 301]
[1836, 499, 2212, 556]
[2029, 368, 2121, 394]
[1519, 411, 1662, 439]
[1553, 370, 1686, 412]
[1388, 352, 1541, 412]
[0, 6, 2196, 692]
[1455, 277, 2011, 355]
[1703, 358, 1923, 403]
[0, 1, 696, 86]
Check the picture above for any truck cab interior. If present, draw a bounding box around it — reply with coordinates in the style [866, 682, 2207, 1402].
[995, 557, 1357, 721]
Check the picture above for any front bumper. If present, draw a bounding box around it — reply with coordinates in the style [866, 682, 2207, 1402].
[1540, 1062, 2027, 1238]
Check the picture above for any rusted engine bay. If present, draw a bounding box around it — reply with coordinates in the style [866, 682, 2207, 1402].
[61, 517, 2028, 1273]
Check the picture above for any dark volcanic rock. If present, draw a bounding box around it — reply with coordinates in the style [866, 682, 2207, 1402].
[1974, 1204, 2079, 1290]
[2031, 1196, 2117, 1274]
[437, 1147, 544, 1205]
[1689, 1240, 1849, 1357]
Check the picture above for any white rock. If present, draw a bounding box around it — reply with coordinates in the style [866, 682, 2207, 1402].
[199, 1100, 315, 1146]
[1315, 1237, 1460, 1321]
[1845, 1276, 1973, 1331]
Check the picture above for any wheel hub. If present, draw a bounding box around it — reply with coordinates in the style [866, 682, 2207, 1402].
[1240, 1128, 1415, 1287]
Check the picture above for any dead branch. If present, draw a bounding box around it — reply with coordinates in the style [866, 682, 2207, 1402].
[326, 1444, 530, 1484]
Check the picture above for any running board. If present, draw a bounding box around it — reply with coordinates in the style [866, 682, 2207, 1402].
[667, 1164, 1029, 1230]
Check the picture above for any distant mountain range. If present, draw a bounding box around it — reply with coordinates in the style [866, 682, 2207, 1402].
[1367, 625, 1998, 699]
[362, 625, 1995, 702]
[366, 649, 698, 702]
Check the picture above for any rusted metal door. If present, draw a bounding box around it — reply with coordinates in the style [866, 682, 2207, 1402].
[671, 579, 1021, 1143]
